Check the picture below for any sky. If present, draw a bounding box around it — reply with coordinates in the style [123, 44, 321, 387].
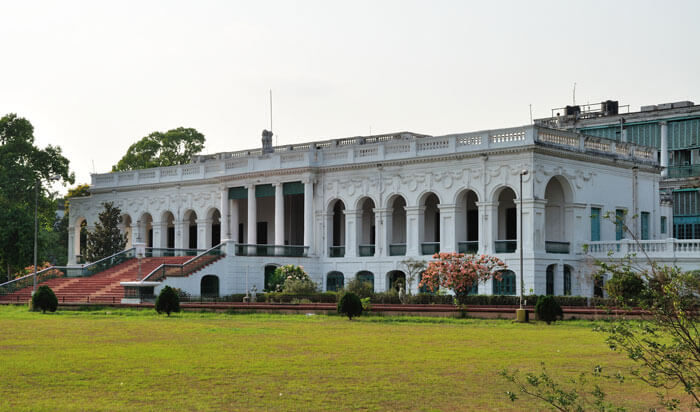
[1, 0, 699, 193]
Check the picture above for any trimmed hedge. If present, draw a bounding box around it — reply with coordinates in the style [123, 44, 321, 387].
[263, 292, 339, 303]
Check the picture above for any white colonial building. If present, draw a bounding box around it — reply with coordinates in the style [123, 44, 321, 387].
[69, 124, 698, 298]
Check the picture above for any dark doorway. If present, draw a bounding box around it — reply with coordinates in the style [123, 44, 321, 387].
[506, 208, 517, 239]
[467, 210, 478, 241]
[167, 227, 175, 248]
[212, 223, 221, 246]
[201, 275, 219, 297]
[189, 225, 197, 249]
[257, 222, 268, 245]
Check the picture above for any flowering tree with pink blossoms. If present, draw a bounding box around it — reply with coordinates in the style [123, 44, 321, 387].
[419, 252, 508, 304]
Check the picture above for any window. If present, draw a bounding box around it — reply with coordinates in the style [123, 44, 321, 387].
[546, 265, 555, 295]
[661, 216, 667, 234]
[615, 209, 625, 241]
[493, 270, 516, 295]
[326, 272, 344, 292]
[590, 208, 601, 241]
[356, 271, 374, 291]
[640, 212, 650, 240]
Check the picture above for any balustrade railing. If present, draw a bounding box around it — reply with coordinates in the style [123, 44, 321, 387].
[143, 244, 225, 282]
[583, 239, 700, 257]
[358, 245, 375, 257]
[329, 246, 345, 258]
[494, 240, 517, 253]
[458, 241, 479, 254]
[420, 242, 440, 255]
[0, 267, 71, 297]
[145, 248, 204, 257]
[234, 244, 308, 257]
[389, 244, 406, 256]
[545, 241, 570, 254]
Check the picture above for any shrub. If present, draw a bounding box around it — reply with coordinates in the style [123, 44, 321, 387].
[535, 295, 563, 324]
[155, 286, 180, 316]
[605, 272, 646, 307]
[32, 285, 58, 313]
[338, 292, 363, 320]
[282, 278, 319, 295]
[345, 278, 374, 299]
[264, 292, 338, 303]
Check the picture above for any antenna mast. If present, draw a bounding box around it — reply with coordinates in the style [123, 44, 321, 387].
[573, 82, 577, 105]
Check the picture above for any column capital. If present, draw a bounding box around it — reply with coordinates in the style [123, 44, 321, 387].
[404, 206, 425, 214]
[373, 208, 392, 215]
[343, 209, 362, 218]
[475, 201, 497, 208]
[437, 203, 457, 212]
[659, 120, 667, 126]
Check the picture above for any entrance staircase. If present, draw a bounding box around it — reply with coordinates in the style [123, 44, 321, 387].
[0, 256, 191, 304]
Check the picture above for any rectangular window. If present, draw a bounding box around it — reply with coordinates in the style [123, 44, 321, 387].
[641, 212, 650, 240]
[590, 208, 601, 241]
[615, 209, 625, 241]
[661, 216, 667, 234]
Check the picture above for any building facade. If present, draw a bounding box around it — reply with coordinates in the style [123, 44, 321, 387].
[70, 124, 684, 298]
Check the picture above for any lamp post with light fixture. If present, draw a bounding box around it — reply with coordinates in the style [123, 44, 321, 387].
[516, 169, 529, 322]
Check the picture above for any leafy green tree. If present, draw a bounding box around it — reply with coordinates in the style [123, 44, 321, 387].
[112, 127, 205, 171]
[0, 113, 73, 281]
[83, 202, 127, 262]
[32, 285, 58, 313]
[155, 286, 180, 316]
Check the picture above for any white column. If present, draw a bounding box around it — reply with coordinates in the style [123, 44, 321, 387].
[151, 221, 163, 248]
[660, 121, 669, 177]
[438, 204, 457, 253]
[405, 206, 423, 256]
[476, 201, 497, 254]
[197, 219, 209, 249]
[67, 227, 76, 265]
[220, 188, 230, 240]
[275, 183, 284, 246]
[303, 180, 314, 251]
[344, 209, 360, 258]
[174, 220, 185, 249]
[247, 185, 257, 245]
[375, 208, 389, 257]
[231, 200, 239, 243]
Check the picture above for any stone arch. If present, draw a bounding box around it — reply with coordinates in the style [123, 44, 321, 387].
[546, 264, 556, 295]
[563, 264, 573, 296]
[355, 270, 375, 291]
[200, 275, 220, 297]
[356, 197, 376, 256]
[121, 214, 133, 249]
[264, 264, 280, 291]
[386, 270, 406, 292]
[160, 211, 175, 250]
[327, 199, 346, 257]
[326, 271, 344, 292]
[183, 209, 198, 250]
[489, 184, 519, 204]
[419, 192, 440, 255]
[73, 216, 87, 262]
[387, 195, 407, 256]
[206, 207, 221, 248]
[138, 212, 154, 248]
[544, 176, 574, 254]
[495, 187, 517, 253]
[493, 270, 516, 295]
[454, 188, 480, 254]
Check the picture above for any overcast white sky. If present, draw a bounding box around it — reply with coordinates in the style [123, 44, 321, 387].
[2, 0, 699, 192]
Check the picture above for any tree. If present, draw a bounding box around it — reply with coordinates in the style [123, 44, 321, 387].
[32, 285, 58, 313]
[83, 202, 127, 262]
[0, 113, 74, 281]
[155, 286, 180, 316]
[420, 252, 507, 305]
[112, 127, 205, 171]
[338, 292, 363, 320]
[400, 258, 426, 295]
[535, 295, 563, 324]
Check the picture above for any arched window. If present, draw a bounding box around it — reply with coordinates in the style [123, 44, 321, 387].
[546, 264, 555, 295]
[201, 275, 219, 297]
[493, 270, 516, 295]
[326, 272, 344, 292]
[563, 265, 572, 296]
[387, 270, 406, 292]
[594, 275, 604, 298]
[356, 271, 374, 291]
[264, 265, 278, 292]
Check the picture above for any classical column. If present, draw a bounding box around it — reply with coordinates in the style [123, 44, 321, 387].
[133, 220, 142, 244]
[67, 227, 75, 265]
[523, 199, 547, 253]
[174, 220, 185, 249]
[476, 201, 497, 254]
[197, 219, 209, 250]
[220, 188, 230, 240]
[275, 183, 284, 247]
[374, 208, 389, 257]
[405, 206, 423, 256]
[660, 121, 669, 177]
[303, 180, 314, 251]
[151, 221, 163, 248]
[231, 200, 239, 243]
[438, 204, 457, 253]
[247, 184, 257, 245]
[344, 209, 360, 258]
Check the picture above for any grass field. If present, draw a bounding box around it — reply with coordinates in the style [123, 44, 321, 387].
[0, 305, 667, 411]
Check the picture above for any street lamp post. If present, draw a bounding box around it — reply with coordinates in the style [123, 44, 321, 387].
[516, 170, 529, 322]
[33, 175, 61, 295]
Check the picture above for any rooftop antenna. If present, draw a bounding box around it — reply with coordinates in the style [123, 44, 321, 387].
[573, 82, 577, 106]
[92, 160, 96, 174]
[529, 104, 533, 124]
[270, 89, 276, 146]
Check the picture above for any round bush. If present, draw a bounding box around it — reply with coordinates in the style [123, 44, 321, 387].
[605, 272, 646, 307]
[32, 285, 58, 313]
[535, 295, 563, 324]
[155, 286, 180, 316]
[337, 292, 363, 320]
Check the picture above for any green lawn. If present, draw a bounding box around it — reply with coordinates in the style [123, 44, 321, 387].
[0, 306, 664, 411]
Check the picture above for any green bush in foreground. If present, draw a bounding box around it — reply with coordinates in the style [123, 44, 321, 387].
[535, 295, 563, 324]
[155, 286, 180, 316]
[338, 292, 363, 320]
[32, 285, 58, 313]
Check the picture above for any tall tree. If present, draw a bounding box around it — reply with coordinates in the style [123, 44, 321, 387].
[112, 127, 205, 171]
[0, 113, 74, 281]
[84, 202, 127, 262]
